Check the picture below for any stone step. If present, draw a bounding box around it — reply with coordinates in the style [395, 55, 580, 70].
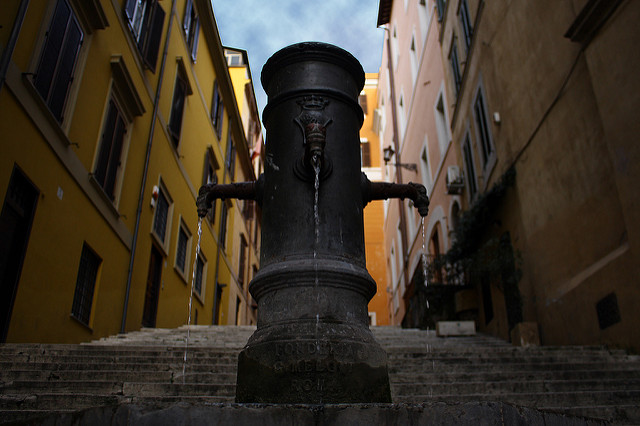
[0, 369, 236, 384]
[389, 362, 640, 376]
[389, 368, 640, 383]
[392, 378, 640, 396]
[0, 361, 237, 374]
[541, 404, 640, 424]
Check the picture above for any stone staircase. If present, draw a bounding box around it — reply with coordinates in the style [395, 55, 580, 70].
[0, 326, 639, 424]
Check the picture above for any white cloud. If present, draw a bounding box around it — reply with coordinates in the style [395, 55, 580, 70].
[211, 0, 384, 115]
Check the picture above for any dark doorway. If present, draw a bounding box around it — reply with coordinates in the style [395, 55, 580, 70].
[142, 244, 163, 328]
[0, 167, 39, 342]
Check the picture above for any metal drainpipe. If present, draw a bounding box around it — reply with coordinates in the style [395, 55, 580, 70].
[382, 26, 411, 324]
[120, 0, 177, 333]
[0, 0, 30, 93]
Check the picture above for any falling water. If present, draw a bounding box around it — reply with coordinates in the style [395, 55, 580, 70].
[182, 217, 203, 383]
[421, 217, 430, 309]
[311, 153, 322, 358]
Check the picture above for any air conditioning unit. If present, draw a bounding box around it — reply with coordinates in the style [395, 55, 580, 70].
[446, 165, 464, 195]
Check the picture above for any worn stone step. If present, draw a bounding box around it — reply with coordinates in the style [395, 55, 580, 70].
[0, 369, 236, 384]
[122, 382, 235, 397]
[0, 353, 238, 365]
[0, 393, 122, 411]
[540, 404, 640, 424]
[389, 368, 640, 383]
[0, 361, 236, 374]
[396, 389, 640, 407]
[392, 378, 640, 396]
[388, 360, 640, 374]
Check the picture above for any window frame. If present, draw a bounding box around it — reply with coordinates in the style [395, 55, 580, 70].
[472, 81, 497, 188]
[459, 0, 474, 52]
[462, 130, 478, 202]
[211, 80, 225, 140]
[123, 0, 165, 73]
[202, 147, 219, 224]
[91, 90, 132, 205]
[151, 179, 173, 253]
[193, 249, 207, 303]
[449, 36, 462, 98]
[168, 67, 189, 147]
[32, 0, 86, 125]
[71, 242, 101, 327]
[182, 0, 200, 61]
[174, 217, 192, 283]
[420, 137, 433, 192]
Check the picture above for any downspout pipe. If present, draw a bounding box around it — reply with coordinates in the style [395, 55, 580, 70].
[121, 0, 177, 333]
[0, 0, 30, 93]
[380, 25, 412, 321]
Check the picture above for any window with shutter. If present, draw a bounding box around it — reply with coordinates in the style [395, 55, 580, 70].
[153, 189, 169, 242]
[211, 80, 224, 139]
[71, 243, 101, 326]
[123, 0, 164, 73]
[225, 130, 236, 180]
[183, 0, 200, 61]
[94, 98, 128, 201]
[168, 71, 188, 146]
[202, 150, 218, 224]
[34, 0, 84, 123]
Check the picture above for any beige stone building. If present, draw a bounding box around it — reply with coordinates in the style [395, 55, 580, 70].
[427, 0, 639, 349]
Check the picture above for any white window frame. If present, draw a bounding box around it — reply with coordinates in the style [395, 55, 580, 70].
[420, 136, 433, 192]
[434, 84, 451, 159]
[174, 217, 192, 283]
[472, 79, 497, 188]
[151, 178, 173, 254]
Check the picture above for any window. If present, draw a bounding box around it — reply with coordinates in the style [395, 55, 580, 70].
[152, 182, 172, 248]
[390, 244, 398, 290]
[449, 37, 462, 98]
[220, 202, 228, 249]
[436, 0, 446, 21]
[33, 0, 84, 123]
[202, 149, 218, 224]
[358, 93, 368, 114]
[211, 80, 224, 140]
[434, 91, 450, 157]
[360, 139, 371, 167]
[174, 220, 191, 279]
[238, 235, 248, 288]
[168, 65, 191, 147]
[409, 35, 418, 85]
[194, 250, 206, 300]
[182, 0, 200, 61]
[398, 91, 406, 141]
[473, 87, 495, 169]
[93, 97, 128, 201]
[418, 0, 429, 40]
[391, 25, 399, 68]
[420, 142, 432, 190]
[71, 243, 101, 325]
[225, 129, 236, 180]
[459, 0, 473, 51]
[462, 134, 478, 200]
[124, 0, 165, 72]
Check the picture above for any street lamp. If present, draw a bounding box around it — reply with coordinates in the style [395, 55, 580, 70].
[383, 146, 417, 172]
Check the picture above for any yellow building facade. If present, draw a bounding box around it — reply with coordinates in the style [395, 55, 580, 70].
[0, 0, 261, 343]
[359, 73, 390, 326]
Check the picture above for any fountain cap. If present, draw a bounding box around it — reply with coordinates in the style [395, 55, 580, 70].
[261, 41, 365, 95]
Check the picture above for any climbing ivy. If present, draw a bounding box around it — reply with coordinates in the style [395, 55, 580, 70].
[423, 167, 523, 330]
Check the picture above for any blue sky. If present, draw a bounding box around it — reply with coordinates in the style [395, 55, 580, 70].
[211, 0, 384, 116]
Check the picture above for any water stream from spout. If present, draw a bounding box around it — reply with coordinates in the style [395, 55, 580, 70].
[182, 217, 203, 383]
[421, 217, 430, 309]
[311, 153, 322, 362]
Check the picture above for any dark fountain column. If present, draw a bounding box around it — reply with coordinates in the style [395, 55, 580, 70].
[236, 42, 390, 403]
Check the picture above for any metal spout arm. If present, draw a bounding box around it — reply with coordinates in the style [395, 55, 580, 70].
[361, 173, 429, 217]
[197, 176, 263, 218]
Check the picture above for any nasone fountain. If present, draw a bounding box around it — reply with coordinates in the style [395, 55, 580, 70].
[197, 42, 428, 403]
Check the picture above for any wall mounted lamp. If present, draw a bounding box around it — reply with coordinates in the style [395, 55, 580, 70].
[383, 146, 417, 172]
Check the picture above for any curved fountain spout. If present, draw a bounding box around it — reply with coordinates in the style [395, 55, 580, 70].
[361, 173, 430, 217]
[196, 177, 263, 218]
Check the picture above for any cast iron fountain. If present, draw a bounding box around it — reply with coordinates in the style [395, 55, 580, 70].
[197, 42, 428, 403]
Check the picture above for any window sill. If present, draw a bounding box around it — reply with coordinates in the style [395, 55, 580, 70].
[88, 174, 122, 218]
[174, 264, 189, 285]
[21, 73, 75, 147]
[70, 314, 94, 332]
